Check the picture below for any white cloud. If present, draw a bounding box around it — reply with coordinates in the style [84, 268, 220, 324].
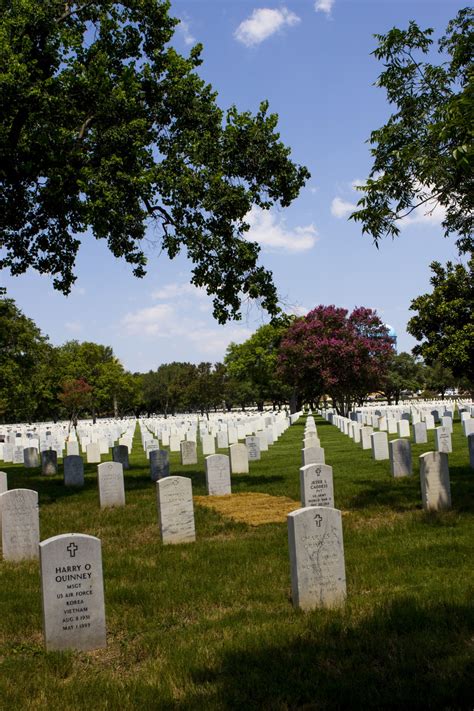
[177, 17, 196, 46]
[314, 0, 334, 15]
[234, 8, 300, 47]
[65, 321, 83, 333]
[286, 304, 308, 317]
[121, 303, 176, 336]
[330, 196, 357, 219]
[151, 282, 207, 300]
[399, 188, 446, 228]
[245, 205, 317, 251]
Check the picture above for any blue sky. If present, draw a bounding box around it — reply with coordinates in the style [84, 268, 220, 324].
[3, 0, 465, 372]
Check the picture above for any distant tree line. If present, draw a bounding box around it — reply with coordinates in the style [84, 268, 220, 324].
[0, 293, 471, 424]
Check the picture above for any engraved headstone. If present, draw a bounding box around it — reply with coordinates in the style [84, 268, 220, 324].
[112, 444, 130, 470]
[360, 426, 374, 450]
[201, 434, 215, 456]
[66, 441, 80, 456]
[150, 449, 170, 482]
[180, 440, 197, 465]
[86, 443, 101, 464]
[156, 476, 195, 544]
[216, 431, 229, 449]
[98, 462, 125, 508]
[63, 455, 84, 488]
[370, 431, 389, 460]
[397, 419, 410, 438]
[24, 447, 39, 468]
[257, 432, 269, 452]
[389, 439, 412, 477]
[288, 506, 346, 610]
[435, 426, 452, 453]
[0, 489, 39, 561]
[419, 452, 451, 511]
[42, 449, 58, 476]
[245, 435, 261, 461]
[301, 446, 325, 466]
[205, 454, 231, 495]
[300, 464, 334, 508]
[229, 443, 249, 474]
[39, 533, 107, 651]
[413, 421, 428, 444]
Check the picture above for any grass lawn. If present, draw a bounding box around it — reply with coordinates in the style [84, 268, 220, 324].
[0, 415, 473, 710]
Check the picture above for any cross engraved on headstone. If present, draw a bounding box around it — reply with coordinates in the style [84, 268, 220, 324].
[314, 513, 322, 526]
[67, 542, 78, 558]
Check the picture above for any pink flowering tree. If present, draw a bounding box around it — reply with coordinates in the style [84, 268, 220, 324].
[278, 305, 395, 415]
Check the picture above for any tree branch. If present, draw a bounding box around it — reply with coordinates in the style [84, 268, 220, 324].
[57, 1, 96, 23]
[396, 190, 444, 220]
[78, 115, 95, 139]
[143, 198, 175, 229]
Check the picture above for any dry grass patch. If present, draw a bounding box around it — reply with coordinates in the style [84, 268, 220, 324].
[194, 492, 300, 526]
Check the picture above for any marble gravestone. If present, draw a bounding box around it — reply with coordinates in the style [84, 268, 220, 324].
[150, 449, 170, 482]
[370, 431, 389, 461]
[24, 447, 39, 468]
[435, 426, 452, 453]
[180, 440, 197, 466]
[86, 443, 101, 464]
[397, 419, 410, 438]
[112, 444, 130, 470]
[413, 421, 428, 444]
[257, 432, 269, 452]
[42, 450, 58, 476]
[419, 452, 451, 511]
[63, 455, 85, 488]
[288, 506, 346, 610]
[98, 462, 125, 508]
[0, 471, 7, 494]
[39, 533, 107, 652]
[245, 435, 261, 461]
[201, 434, 215, 456]
[67, 441, 80, 456]
[205, 454, 231, 495]
[229, 443, 249, 474]
[13, 446, 24, 464]
[360, 426, 374, 450]
[300, 464, 334, 508]
[301, 446, 325, 466]
[0, 488, 39, 561]
[216, 431, 229, 449]
[156, 476, 195, 544]
[389, 439, 412, 477]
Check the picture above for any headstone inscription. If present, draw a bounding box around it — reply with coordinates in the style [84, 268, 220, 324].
[112, 444, 130, 470]
[150, 449, 170, 482]
[156, 476, 195, 544]
[13, 446, 24, 464]
[245, 435, 261, 461]
[180, 440, 197, 466]
[39, 533, 107, 651]
[229, 443, 249, 474]
[98, 462, 125, 508]
[63, 456, 85, 488]
[287, 506, 346, 610]
[419, 452, 451, 511]
[299, 464, 334, 508]
[435, 426, 452, 453]
[389, 439, 412, 478]
[0, 489, 39, 561]
[205, 454, 231, 495]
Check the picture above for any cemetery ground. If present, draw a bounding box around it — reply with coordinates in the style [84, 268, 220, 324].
[1, 417, 473, 710]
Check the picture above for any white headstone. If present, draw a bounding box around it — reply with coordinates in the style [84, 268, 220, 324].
[205, 454, 231, 495]
[229, 443, 249, 474]
[370, 431, 389, 461]
[301, 446, 325, 466]
[156, 476, 195, 544]
[435, 426, 452, 453]
[98, 462, 125, 508]
[0, 489, 39, 561]
[201, 434, 215, 456]
[40, 533, 107, 651]
[180, 440, 197, 465]
[413, 422, 428, 444]
[300, 464, 334, 508]
[419, 452, 451, 511]
[245, 435, 261, 461]
[389, 439, 412, 477]
[86, 443, 101, 464]
[288, 506, 346, 610]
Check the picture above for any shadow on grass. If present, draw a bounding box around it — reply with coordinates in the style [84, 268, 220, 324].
[188, 597, 474, 710]
[231, 474, 286, 489]
[347, 477, 419, 511]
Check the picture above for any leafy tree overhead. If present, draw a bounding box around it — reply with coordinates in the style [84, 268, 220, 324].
[407, 257, 474, 384]
[0, 0, 309, 323]
[351, 8, 473, 253]
[278, 306, 394, 415]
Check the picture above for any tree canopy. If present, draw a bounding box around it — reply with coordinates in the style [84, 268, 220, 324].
[0, 0, 309, 322]
[351, 8, 473, 253]
[407, 257, 474, 384]
[278, 306, 394, 415]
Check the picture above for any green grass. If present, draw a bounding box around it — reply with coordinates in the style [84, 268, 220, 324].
[0, 416, 473, 710]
